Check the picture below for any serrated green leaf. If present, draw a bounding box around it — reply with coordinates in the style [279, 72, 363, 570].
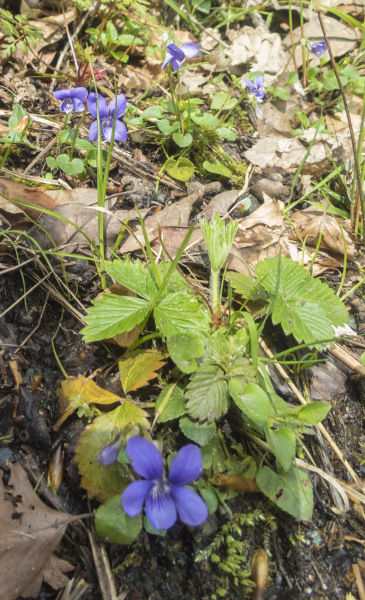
[186, 364, 229, 423]
[167, 332, 206, 373]
[9, 103, 27, 130]
[74, 403, 149, 501]
[106, 258, 158, 301]
[55, 154, 84, 175]
[106, 21, 118, 42]
[229, 381, 271, 427]
[154, 291, 211, 336]
[287, 401, 331, 425]
[255, 257, 349, 347]
[210, 93, 238, 111]
[165, 157, 195, 182]
[82, 294, 150, 342]
[266, 427, 296, 472]
[172, 131, 193, 148]
[192, 113, 220, 128]
[203, 161, 232, 178]
[179, 416, 216, 445]
[95, 496, 142, 544]
[225, 272, 268, 300]
[118, 349, 166, 394]
[155, 384, 186, 422]
[200, 213, 238, 273]
[256, 465, 313, 520]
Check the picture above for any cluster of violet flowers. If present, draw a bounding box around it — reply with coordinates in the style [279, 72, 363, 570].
[53, 87, 127, 143]
[98, 435, 208, 531]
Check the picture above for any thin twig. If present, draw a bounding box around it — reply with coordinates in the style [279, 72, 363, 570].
[23, 137, 57, 175]
[318, 12, 365, 232]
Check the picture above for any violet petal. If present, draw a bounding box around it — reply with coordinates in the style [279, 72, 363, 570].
[72, 98, 86, 112]
[53, 89, 72, 100]
[244, 79, 255, 92]
[110, 94, 127, 119]
[70, 87, 88, 101]
[60, 98, 71, 113]
[126, 436, 163, 480]
[88, 120, 99, 142]
[161, 50, 174, 70]
[166, 43, 185, 62]
[87, 92, 109, 119]
[170, 486, 208, 526]
[169, 445, 202, 486]
[181, 43, 199, 58]
[145, 486, 177, 529]
[113, 120, 128, 142]
[122, 480, 154, 517]
[254, 75, 264, 89]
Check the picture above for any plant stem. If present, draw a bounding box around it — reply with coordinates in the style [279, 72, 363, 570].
[70, 111, 86, 160]
[167, 66, 180, 123]
[318, 11, 365, 237]
[210, 269, 221, 319]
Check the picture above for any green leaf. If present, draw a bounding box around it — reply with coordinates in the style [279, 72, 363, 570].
[82, 294, 150, 342]
[256, 465, 313, 520]
[140, 105, 163, 118]
[118, 33, 143, 46]
[155, 385, 186, 422]
[106, 258, 158, 301]
[273, 87, 289, 101]
[287, 401, 331, 425]
[157, 119, 181, 135]
[229, 381, 271, 427]
[167, 332, 206, 373]
[203, 160, 232, 178]
[46, 156, 56, 170]
[9, 103, 27, 130]
[217, 127, 236, 141]
[255, 257, 349, 347]
[75, 137, 93, 150]
[154, 290, 211, 336]
[266, 427, 296, 472]
[106, 21, 118, 42]
[95, 496, 142, 544]
[172, 131, 193, 148]
[293, 110, 310, 129]
[225, 272, 268, 300]
[285, 71, 299, 86]
[165, 157, 195, 181]
[361, 352, 365, 367]
[192, 113, 221, 128]
[55, 154, 84, 175]
[210, 93, 238, 111]
[179, 416, 216, 445]
[186, 363, 229, 423]
[74, 403, 149, 501]
[58, 129, 75, 143]
[199, 484, 219, 514]
[118, 349, 166, 394]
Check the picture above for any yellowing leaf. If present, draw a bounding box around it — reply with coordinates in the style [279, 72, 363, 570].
[54, 375, 123, 431]
[119, 349, 167, 394]
[74, 402, 150, 501]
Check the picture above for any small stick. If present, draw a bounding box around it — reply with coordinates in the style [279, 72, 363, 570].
[88, 529, 117, 600]
[353, 563, 365, 600]
[23, 137, 57, 175]
[318, 12, 365, 232]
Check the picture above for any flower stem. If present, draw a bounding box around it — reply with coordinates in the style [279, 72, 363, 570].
[70, 111, 86, 161]
[210, 269, 221, 319]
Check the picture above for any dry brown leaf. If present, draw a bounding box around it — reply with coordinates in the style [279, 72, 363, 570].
[283, 14, 359, 68]
[0, 177, 58, 220]
[0, 463, 79, 600]
[20, 554, 74, 598]
[290, 205, 354, 258]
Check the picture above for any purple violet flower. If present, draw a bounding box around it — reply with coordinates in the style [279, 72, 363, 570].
[97, 443, 119, 467]
[122, 436, 208, 530]
[244, 75, 265, 103]
[87, 92, 127, 143]
[53, 87, 88, 114]
[161, 42, 200, 71]
[310, 41, 327, 59]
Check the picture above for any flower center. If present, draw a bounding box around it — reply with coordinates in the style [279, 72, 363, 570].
[151, 479, 170, 500]
[65, 98, 73, 110]
[102, 117, 111, 129]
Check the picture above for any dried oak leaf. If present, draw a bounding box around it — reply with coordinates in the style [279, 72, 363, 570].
[0, 463, 79, 600]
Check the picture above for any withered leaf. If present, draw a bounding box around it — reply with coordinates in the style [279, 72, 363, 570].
[0, 463, 79, 600]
